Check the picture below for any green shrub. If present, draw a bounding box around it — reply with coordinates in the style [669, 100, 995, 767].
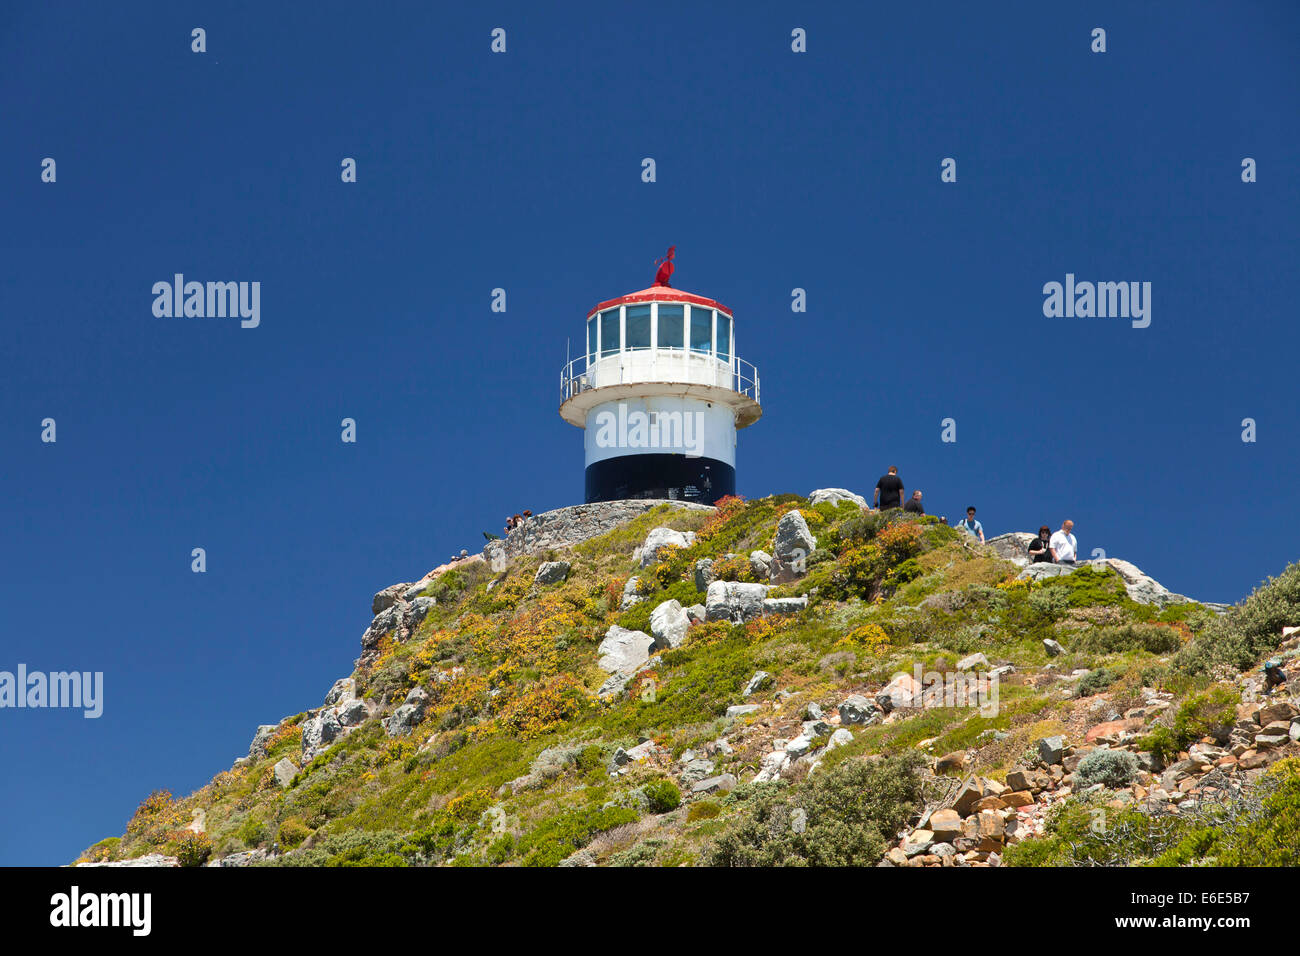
[1074, 749, 1138, 789]
[1175, 561, 1300, 675]
[173, 832, 212, 868]
[687, 800, 722, 822]
[1076, 668, 1118, 697]
[516, 806, 640, 867]
[642, 780, 682, 814]
[702, 753, 924, 867]
[236, 817, 269, 848]
[1072, 624, 1185, 656]
[1137, 725, 1180, 764]
[277, 817, 311, 849]
[1171, 685, 1240, 746]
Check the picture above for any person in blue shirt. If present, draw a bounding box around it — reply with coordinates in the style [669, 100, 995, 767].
[956, 506, 984, 543]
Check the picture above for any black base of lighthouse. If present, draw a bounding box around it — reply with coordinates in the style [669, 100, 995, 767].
[585, 454, 735, 505]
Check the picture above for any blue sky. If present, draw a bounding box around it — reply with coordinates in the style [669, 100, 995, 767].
[1, 1, 1297, 865]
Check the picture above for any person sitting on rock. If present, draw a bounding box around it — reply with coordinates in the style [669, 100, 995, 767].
[1049, 520, 1077, 565]
[1264, 659, 1288, 695]
[903, 490, 925, 514]
[956, 506, 984, 544]
[1028, 526, 1053, 563]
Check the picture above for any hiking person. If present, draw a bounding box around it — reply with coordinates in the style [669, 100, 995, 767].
[874, 466, 904, 511]
[1027, 526, 1053, 563]
[1049, 520, 1077, 565]
[904, 490, 925, 514]
[1264, 659, 1288, 695]
[956, 506, 984, 543]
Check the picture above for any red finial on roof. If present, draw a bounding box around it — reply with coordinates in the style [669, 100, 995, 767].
[653, 246, 675, 287]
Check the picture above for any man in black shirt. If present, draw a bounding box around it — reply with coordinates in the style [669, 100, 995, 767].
[874, 466, 904, 511]
[903, 490, 925, 514]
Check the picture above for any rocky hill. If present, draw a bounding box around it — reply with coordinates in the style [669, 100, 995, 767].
[77, 492, 1300, 867]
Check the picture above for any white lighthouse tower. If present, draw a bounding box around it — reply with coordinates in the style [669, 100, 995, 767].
[559, 251, 761, 505]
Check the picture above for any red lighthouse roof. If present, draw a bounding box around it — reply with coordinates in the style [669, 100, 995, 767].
[587, 286, 732, 319]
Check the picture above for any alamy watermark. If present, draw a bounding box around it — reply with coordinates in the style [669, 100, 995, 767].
[593, 403, 704, 458]
[152, 274, 260, 328]
[0, 665, 103, 718]
[1042, 273, 1150, 328]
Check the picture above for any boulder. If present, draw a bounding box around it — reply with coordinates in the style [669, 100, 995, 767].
[685, 603, 707, 624]
[597, 672, 631, 700]
[337, 698, 371, 727]
[986, 532, 1037, 568]
[877, 672, 923, 711]
[1017, 563, 1074, 582]
[372, 583, 408, 615]
[725, 704, 760, 718]
[705, 580, 771, 623]
[1036, 736, 1067, 766]
[1006, 769, 1050, 792]
[743, 671, 774, 697]
[248, 724, 279, 759]
[620, 576, 643, 611]
[1043, 639, 1065, 658]
[534, 561, 570, 585]
[1258, 701, 1299, 726]
[749, 550, 773, 579]
[597, 625, 656, 674]
[639, 527, 696, 568]
[929, 808, 963, 840]
[382, 687, 429, 739]
[808, 488, 867, 509]
[694, 558, 716, 592]
[762, 596, 808, 616]
[691, 774, 737, 795]
[957, 653, 989, 672]
[302, 711, 343, 757]
[770, 511, 818, 584]
[649, 600, 690, 650]
[273, 758, 298, 788]
[324, 677, 356, 707]
[1086, 718, 1145, 743]
[838, 694, 876, 724]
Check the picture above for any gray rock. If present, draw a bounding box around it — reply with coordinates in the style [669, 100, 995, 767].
[302, 711, 343, 757]
[381, 686, 429, 738]
[725, 704, 760, 718]
[680, 758, 717, 784]
[1043, 638, 1065, 657]
[986, 532, 1038, 568]
[685, 603, 707, 624]
[749, 550, 772, 579]
[957, 653, 989, 671]
[534, 560, 571, 585]
[208, 849, 268, 868]
[805, 702, 824, 720]
[639, 527, 697, 568]
[771, 510, 818, 583]
[989, 664, 1016, 680]
[838, 694, 877, 725]
[743, 671, 773, 697]
[762, 596, 808, 616]
[249, 723, 279, 759]
[705, 580, 771, 623]
[1036, 735, 1067, 766]
[808, 488, 867, 508]
[694, 558, 716, 592]
[650, 599, 690, 650]
[1017, 563, 1075, 582]
[620, 576, 643, 611]
[337, 698, 371, 727]
[273, 757, 298, 788]
[324, 677, 356, 707]
[598, 672, 631, 700]
[597, 625, 656, 674]
[372, 583, 408, 615]
[692, 773, 737, 795]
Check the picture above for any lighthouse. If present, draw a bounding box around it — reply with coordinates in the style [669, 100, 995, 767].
[559, 251, 761, 504]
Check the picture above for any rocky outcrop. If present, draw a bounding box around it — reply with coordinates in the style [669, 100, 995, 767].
[597, 625, 656, 674]
[638, 527, 697, 568]
[986, 532, 1037, 567]
[808, 488, 867, 508]
[482, 499, 711, 567]
[650, 600, 690, 650]
[770, 510, 817, 584]
[382, 687, 429, 738]
[534, 560, 570, 585]
[705, 581, 771, 623]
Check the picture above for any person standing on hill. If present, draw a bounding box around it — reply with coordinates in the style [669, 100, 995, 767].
[874, 466, 904, 511]
[1050, 520, 1077, 565]
[904, 490, 925, 514]
[956, 506, 985, 543]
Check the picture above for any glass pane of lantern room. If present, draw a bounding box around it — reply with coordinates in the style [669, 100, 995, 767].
[658, 304, 684, 350]
[600, 309, 620, 357]
[717, 313, 732, 362]
[690, 306, 713, 353]
[586, 316, 595, 362]
[625, 304, 652, 351]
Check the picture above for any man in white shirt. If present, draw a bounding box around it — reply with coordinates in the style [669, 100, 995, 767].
[1049, 520, 1077, 565]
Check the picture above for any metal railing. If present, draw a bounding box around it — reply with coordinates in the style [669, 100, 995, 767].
[560, 349, 760, 405]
